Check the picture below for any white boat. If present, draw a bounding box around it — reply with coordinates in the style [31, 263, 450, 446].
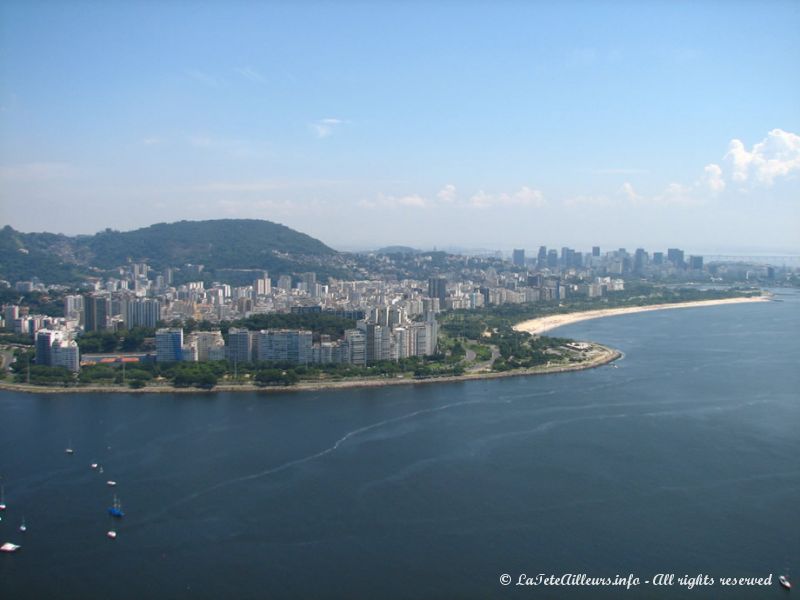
[19, 518, 26, 532]
[106, 530, 117, 539]
[107, 480, 117, 487]
[91, 463, 99, 469]
[0, 485, 6, 511]
[0, 542, 20, 552]
[65, 440, 74, 454]
[780, 575, 792, 590]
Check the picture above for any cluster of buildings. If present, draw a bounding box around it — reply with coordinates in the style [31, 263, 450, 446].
[511, 245, 704, 276]
[154, 310, 438, 366]
[4, 244, 749, 375]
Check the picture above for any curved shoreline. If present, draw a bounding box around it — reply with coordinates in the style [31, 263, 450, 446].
[513, 295, 768, 336]
[0, 344, 620, 395]
[0, 295, 767, 396]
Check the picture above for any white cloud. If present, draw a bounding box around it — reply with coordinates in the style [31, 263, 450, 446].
[311, 118, 346, 139]
[702, 163, 725, 193]
[436, 184, 457, 203]
[654, 182, 696, 205]
[235, 66, 265, 83]
[724, 129, 800, 186]
[469, 186, 545, 209]
[620, 182, 641, 202]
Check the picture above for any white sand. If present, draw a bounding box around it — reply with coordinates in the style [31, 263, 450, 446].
[513, 295, 768, 336]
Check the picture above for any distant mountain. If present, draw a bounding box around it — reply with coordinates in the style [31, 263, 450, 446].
[0, 219, 346, 285]
[375, 246, 421, 255]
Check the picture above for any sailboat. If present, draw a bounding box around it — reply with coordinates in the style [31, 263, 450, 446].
[0, 485, 6, 511]
[107, 494, 124, 518]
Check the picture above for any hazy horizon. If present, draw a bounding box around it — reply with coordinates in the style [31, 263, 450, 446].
[1, 2, 798, 253]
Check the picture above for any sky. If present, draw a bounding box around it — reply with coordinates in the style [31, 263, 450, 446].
[0, 1, 798, 254]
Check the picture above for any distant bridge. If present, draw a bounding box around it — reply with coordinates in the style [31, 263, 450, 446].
[703, 255, 800, 267]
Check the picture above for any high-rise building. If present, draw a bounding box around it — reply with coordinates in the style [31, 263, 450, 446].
[192, 331, 226, 361]
[36, 329, 62, 367]
[667, 248, 685, 268]
[256, 330, 312, 364]
[125, 298, 161, 329]
[512, 249, 526, 267]
[592, 246, 601, 257]
[302, 272, 317, 289]
[428, 277, 447, 304]
[4, 304, 20, 325]
[343, 329, 367, 365]
[537, 246, 547, 267]
[634, 248, 648, 273]
[689, 255, 704, 270]
[63, 295, 83, 321]
[277, 275, 292, 291]
[52, 340, 80, 372]
[35, 329, 80, 372]
[547, 249, 558, 269]
[254, 272, 271, 296]
[226, 328, 253, 363]
[156, 328, 184, 362]
[83, 294, 110, 332]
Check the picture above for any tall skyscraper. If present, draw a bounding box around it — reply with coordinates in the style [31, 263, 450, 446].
[667, 248, 685, 268]
[428, 277, 447, 304]
[512, 249, 526, 267]
[689, 255, 704, 270]
[83, 294, 110, 332]
[537, 246, 547, 267]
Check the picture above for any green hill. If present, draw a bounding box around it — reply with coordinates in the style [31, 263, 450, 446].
[0, 219, 345, 285]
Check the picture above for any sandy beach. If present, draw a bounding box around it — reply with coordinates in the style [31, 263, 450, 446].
[513, 295, 769, 336]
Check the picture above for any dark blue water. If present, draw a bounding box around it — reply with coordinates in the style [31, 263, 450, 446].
[1, 292, 798, 599]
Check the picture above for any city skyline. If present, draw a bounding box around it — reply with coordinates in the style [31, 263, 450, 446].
[1, 2, 798, 253]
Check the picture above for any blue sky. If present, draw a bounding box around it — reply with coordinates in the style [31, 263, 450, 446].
[1, 1, 798, 253]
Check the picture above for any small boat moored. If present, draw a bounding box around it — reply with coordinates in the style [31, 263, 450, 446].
[779, 575, 792, 590]
[108, 495, 124, 518]
[19, 518, 26, 533]
[106, 530, 117, 539]
[91, 463, 99, 469]
[107, 480, 117, 487]
[0, 542, 21, 553]
[0, 485, 6, 511]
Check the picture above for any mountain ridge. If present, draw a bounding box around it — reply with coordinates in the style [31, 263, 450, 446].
[0, 219, 343, 284]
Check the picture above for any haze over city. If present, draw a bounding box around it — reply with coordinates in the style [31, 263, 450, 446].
[0, 1, 798, 253]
